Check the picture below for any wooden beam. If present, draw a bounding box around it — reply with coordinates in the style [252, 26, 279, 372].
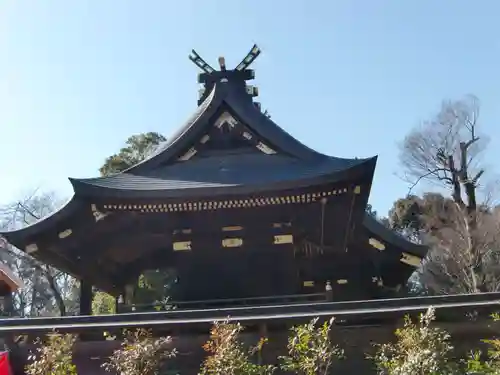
[79, 279, 92, 316]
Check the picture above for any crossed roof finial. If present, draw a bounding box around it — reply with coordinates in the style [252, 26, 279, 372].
[189, 44, 261, 73]
[235, 44, 261, 71]
[188, 50, 216, 74]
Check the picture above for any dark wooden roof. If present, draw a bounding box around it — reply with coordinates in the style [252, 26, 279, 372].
[354, 215, 428, 289]
[1, 198, 83, 244]
[69, 82, 377, 199]
[363, 215, 427, 258]
[70, 154, 375, 199]
[127, 82, 326, 170]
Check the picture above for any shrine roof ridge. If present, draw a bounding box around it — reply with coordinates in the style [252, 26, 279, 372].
[124, 82, 345, 173]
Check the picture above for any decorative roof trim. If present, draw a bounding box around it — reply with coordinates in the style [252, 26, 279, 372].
[95, 184, 354, 213]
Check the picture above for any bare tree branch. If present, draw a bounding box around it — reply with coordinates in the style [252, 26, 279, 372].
[1, 191, 73, 316]
[397, 95, 499, 294]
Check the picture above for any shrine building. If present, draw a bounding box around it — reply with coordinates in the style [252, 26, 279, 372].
[0, 46, 427, 315]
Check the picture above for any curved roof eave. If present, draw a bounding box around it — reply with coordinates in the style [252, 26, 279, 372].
[363, 214, 428, 258]
[122, 84, 223, 174]
[69, 156, 377, 199]
[0, 196, 83, 246]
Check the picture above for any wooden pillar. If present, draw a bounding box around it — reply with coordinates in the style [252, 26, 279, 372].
[115, 284, 135, 313]
[123, 283, 137, 312]
[115, 295, 122, 314]
[325, 280, 333, 301]
[124, 284, 134, 306]
[3, 293, 14, 316]
[79, 279, 93, 316]
[0, 285, 14, 317]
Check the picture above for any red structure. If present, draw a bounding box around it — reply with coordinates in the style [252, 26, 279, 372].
[0, 352, 12, 375]
[0, 263, 22, 317]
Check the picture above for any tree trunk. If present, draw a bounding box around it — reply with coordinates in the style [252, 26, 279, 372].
[29, 270, 39, 316]
[460, 140, 484, 293]
[45, 270, 66, 316]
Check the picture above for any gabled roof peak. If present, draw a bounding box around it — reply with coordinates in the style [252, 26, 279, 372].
[190, 45, 261, 109]
[124, 82, 336, 174]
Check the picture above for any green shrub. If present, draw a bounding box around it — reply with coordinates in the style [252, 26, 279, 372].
[370, 307, 458, 375]
[92, 291, 116, 315]
[465, 313, 500, 374]
[279, 317, 343, 375]
[25, 332, 77, 375]
[102, 328, 176, 375]
[200, 320, 275, 375]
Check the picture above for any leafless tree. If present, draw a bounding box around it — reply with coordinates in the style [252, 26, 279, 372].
[399, 95, 499, 293]
[418, 202, 500, 294]
[0, 191, 76, 316]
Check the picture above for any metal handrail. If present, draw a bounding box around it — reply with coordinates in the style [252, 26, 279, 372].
[0, 292, 498, 333]
[125, 292, 327, 311]
[0, 295, 498, 334]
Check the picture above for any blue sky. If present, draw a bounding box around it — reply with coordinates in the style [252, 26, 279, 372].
[1, 1, 499, 216]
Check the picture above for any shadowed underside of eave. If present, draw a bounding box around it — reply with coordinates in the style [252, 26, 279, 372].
[0, 196, 424, 269]
[0, 213, 423, 296]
